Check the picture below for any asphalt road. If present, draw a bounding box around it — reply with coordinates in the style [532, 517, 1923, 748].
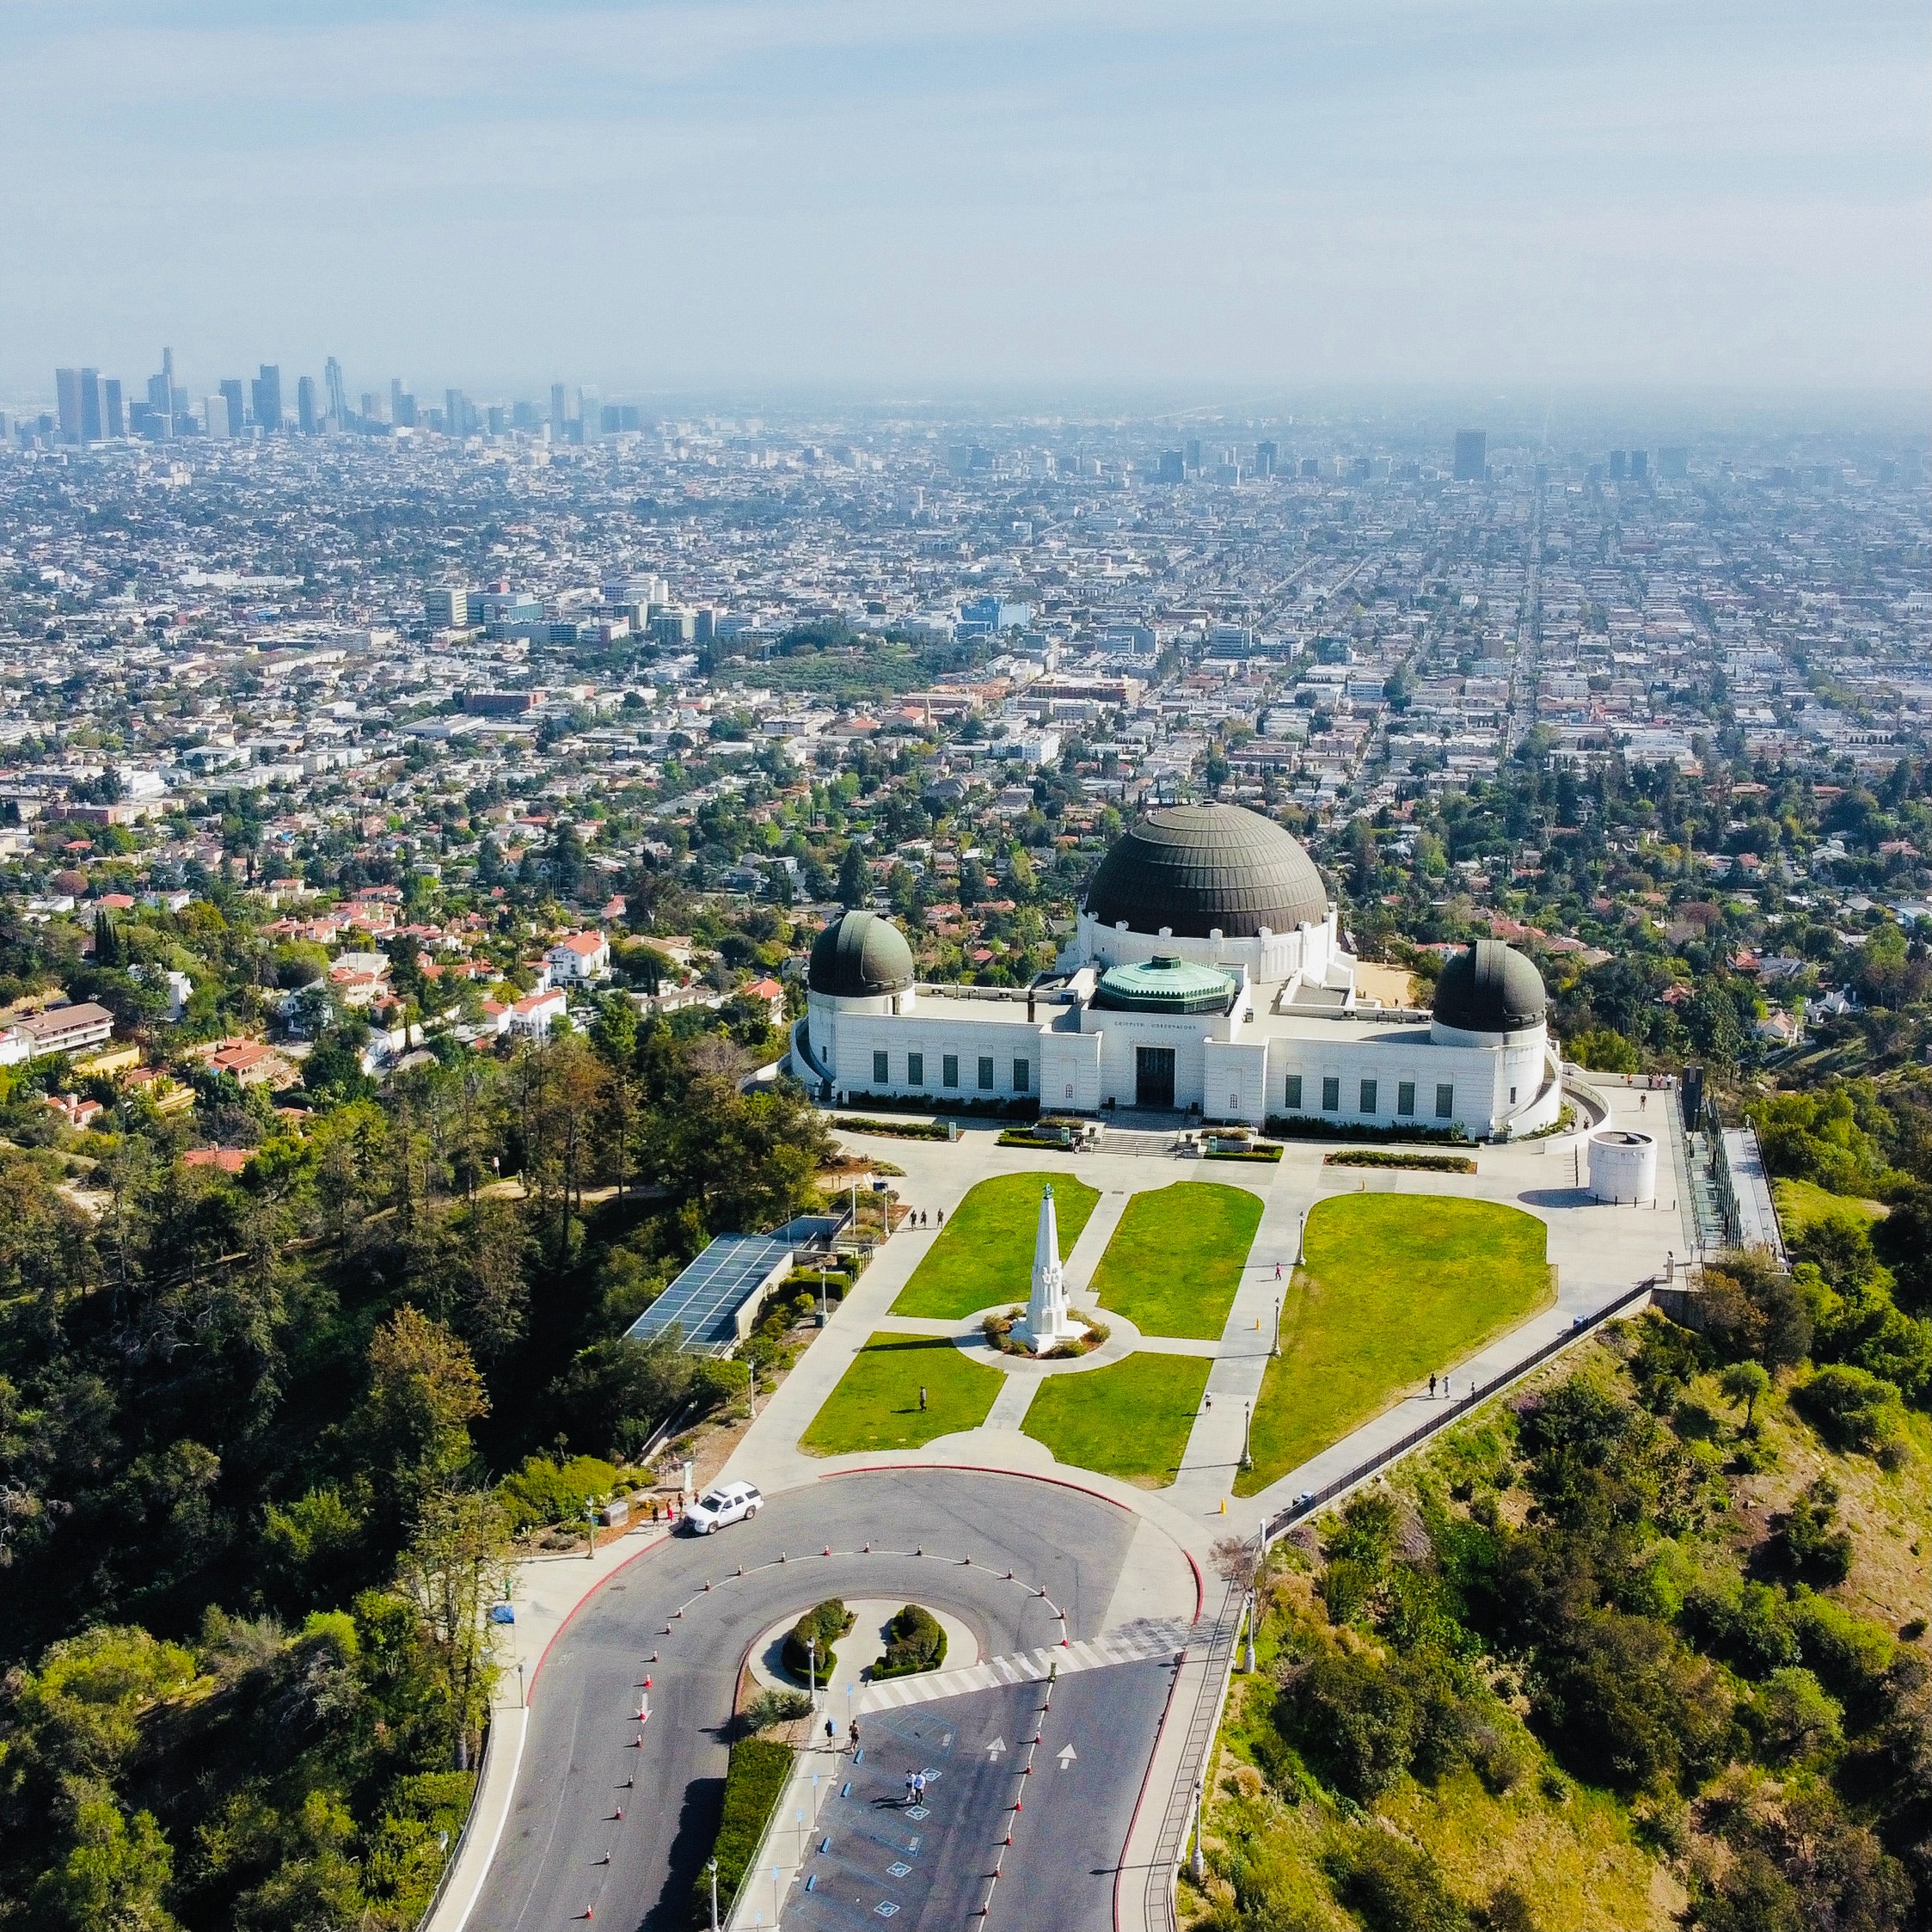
[468, 1469, 1150, 1932]
[783, 1658, 1172, 1932]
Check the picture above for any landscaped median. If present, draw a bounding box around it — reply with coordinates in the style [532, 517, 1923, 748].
[800, 1330, 1003, 1454]
[700, 1736, 791, 1921]
[1021, 1352, 1211, 1487]
[890, 1170, 1100, 1318]
[1234, 1193, 1555, 1496]
[1088, 1181, 1262, 1340]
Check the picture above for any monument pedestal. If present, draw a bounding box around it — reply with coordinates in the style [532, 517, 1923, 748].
[1017, 1182, 1087, 1353]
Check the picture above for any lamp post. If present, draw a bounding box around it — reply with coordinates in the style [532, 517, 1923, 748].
[1241, 1400, 1253, 1472]
[1271, 1295, 1280, 1358]
[1190, 1776, 1205, 1882]
[807, 1635, 818, 1711]
[1243, 1589, 1256, 1676]
[708, 1858, 720, 1931]
[516, 1659, 526, 1708]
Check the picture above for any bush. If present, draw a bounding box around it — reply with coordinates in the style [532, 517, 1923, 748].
[832, 1114, 953, 1141]
[875, 1603, 947, 1679]
[1266, 1114, 1469, 1146]
[1324, 1149, 1478, 1174]
[1285, 1647, 1417, 1799]
[1328, 1828, 1467, 1932]
[782, 1598, 854, 1688]
[1794, 1365, 1907, 1458]
[1205, 1144, 1282, 1163]
[1774, 1477, 1854, 1583]
[740, 1686, 813, 1735]
[697, 1737, 791, 1918]
[496, 1454, 618, 1534]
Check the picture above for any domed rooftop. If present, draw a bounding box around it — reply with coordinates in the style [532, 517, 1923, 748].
[1083, 804, 1329, 941]
[1432, 940, 1547, 1034]
[807, 908, 915, 998]
[1092, 955, 1238, 1015]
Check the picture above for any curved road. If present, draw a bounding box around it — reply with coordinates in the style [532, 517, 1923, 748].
[471, 1469, 1169, 1930]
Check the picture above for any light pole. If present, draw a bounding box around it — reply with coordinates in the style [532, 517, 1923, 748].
[1242, 1589, 1256, 1676]
[1241, 1400, 1253, 1472]
[1190, 1776, 1205, 1883]
[708, 1857, 720, 1929]
[807, 1635, 818, 1710]
[516, 1659, 526, 1708]
[1271, 1295, 1280, 1358]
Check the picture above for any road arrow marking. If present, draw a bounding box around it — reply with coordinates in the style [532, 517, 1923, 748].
[985, 1737, 1006, 1761]
[1057, 1745, 1077, 1769]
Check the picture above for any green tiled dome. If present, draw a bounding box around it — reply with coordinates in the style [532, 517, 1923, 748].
[1092, 955, 1237, 1014]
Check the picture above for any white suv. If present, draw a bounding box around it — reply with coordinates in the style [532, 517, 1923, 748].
[684, 1481, 764, 1535]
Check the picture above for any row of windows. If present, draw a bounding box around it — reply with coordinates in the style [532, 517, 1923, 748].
[873, 1049, 1030, 1094]
[1282, 1074, 1454, 1119]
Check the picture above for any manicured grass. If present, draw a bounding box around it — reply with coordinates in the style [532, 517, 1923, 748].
[891, 1170, 1101, 1318]
[800, 1330, 1003, 1455]
[1234, 1193, 1554, 1496]
[1021, 1352, 1211, 1487]
[1773, 1175, 1887, 1237]
[1088, 1181, 1264, 1340]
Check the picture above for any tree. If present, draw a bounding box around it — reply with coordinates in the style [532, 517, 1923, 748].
[1720, 1359, 1770, 1428]
[29, 1791, 179, 1932]
[355, 1310, 488, 1522]
[395, 1487, 510, 1769]
[836, 840, 869, 908]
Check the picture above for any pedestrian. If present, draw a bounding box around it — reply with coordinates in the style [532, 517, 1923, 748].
[1429, 1372, 1437, 1398]
[849, 1719, 861, 1755]
[1274, 1260, 1283, 1281]
[936, 1208, 944, 1226]
[913, 1771, 927, 1803]
[1204, 1392, 1213, 1412]
[919, 1385, 928, 1411]
[825, 1717, 836, 1745]
[904, 1771, 916, 1806]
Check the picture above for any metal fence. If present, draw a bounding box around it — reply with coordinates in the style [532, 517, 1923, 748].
[1262, 1275, 1657, 1541]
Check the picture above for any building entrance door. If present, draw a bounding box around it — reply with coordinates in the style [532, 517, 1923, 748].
[1135, 1046, 1176, 1109]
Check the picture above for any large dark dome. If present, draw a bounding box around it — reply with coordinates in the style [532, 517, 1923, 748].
[808, 909, 915, 998]
[1083, 804, 1330, 940]
[1432, 940, 1547, 1033]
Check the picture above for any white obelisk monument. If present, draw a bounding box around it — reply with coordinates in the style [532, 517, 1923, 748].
[1019, 1183, 1085, 1352]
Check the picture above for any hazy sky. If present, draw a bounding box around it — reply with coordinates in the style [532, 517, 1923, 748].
[3, 0, 1927, 402]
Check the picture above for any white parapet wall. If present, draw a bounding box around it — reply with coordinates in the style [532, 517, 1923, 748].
[1588, 1127, 1659, 1205]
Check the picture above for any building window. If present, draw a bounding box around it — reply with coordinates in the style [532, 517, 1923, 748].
[908, 1052, 924, 1088]
[1013, 1058, 1030, 1093]
[873, 1050, 890, 1086]
[1064, 1083, 1075, 1100]
[1397, 1080, 1415, 1116]
[942, 1054, 960, 1089]
[1284, 1074, 1303, 1111]
[978, 1055, 995, 1090]
[1322, 1076, 1340, 1112]
[1435, 1082, 1455, 1119]
[1359, 1078, 1377, 1114]
[1510, 1085, 1518, 1105]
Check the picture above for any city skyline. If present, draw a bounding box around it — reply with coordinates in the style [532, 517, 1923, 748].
[3, 0, 1926, 395]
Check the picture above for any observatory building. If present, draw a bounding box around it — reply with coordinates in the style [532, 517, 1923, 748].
[788, 803, 1561, 1140]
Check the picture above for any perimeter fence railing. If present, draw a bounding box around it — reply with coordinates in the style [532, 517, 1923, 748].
[1261, 1275, 1657, 1543]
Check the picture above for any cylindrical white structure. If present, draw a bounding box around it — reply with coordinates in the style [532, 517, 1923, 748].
[1588, 1127, 1658, 1205]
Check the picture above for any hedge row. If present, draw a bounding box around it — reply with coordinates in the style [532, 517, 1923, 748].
[699, 1737, 792, 1918]
[1205, 1145, 1283, 1163]
[1323, 1149, 1478, 1174]
[782, 1598, 854, 1688]
[1263, 1114, 1471, 1146]
[875, 1603, 948, 1679]
[832, 1115, 953, 1140]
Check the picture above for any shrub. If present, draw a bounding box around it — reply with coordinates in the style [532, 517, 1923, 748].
[697, 1737, 791, 1918]
[782, 1599, 854, 1688]
[832, 1114, 952, 1141]
[1748, 1666, 1844, 1763]
[1786, 1590, 1896, 1716]
[1774, 1477, 1854, 1584]
[1266, 1114, 1469, 1146]
[740, 1686, 813, 1735]
[1794, 1365, 1906, 1457]
[875, 1603, 947, 1678]
[1205, 1144, 1282, 1162]
[1285, 1648, 1417, 1799]
[1328, 1828, 1467, 1932]
[1324, 1149, 1478, 1174]
[496, 1454, 618, 1534]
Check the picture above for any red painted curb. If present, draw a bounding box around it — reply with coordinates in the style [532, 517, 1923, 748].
[1185, 1549, 1205, 1625]
[528, 1529, 673, 1698]
[1113, 1650, 1187, 1932]
[824, 1462, 1134, 1512]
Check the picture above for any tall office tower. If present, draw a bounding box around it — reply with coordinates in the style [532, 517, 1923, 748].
[512, 400, 541, 432]
[79, 369, 105, 443]
[423, 586, 469, 628]
[445, 388, 468, 437]
[205, 393, 233, 439]
[1452, 429, 1487, 481]
[1657, 445, 1689, 481]
[251, 365, 283, 432]
[220, 378, 246, 434]
[297, 375, 318, 434]
[102, 378, 124, 438]
[1628, 448, 1648, 482]
[1608, 449, 1627, 481]
[1156, 450, 1184, 483]
[56, 367, 85, 441]
[549, 382, 568, 437]
[325, 356, 348, 425]
[1254, 440, 1277, 478]
[361, 391, 383, 423]
[1184, 438, 1203, 471]
[576, 388, 599, 441]
[389, 377, 417, 427]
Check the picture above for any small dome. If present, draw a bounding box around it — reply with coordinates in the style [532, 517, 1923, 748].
[1092, 955, 1237, 1014]
[1432, 940, 1547, 1033]
[1083, 803, 1329, 940]
[807, 909, 915, 998]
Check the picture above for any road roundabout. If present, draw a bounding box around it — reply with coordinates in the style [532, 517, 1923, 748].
[465, 1467, 1194, 1931]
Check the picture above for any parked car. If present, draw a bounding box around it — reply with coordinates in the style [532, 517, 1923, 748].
[684, 1480, 764, 1535]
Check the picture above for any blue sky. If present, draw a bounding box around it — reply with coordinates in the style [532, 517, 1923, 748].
[2, 0, 1926, 400]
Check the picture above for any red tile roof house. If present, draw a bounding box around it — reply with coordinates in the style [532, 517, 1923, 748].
[508, 988, 567, 1037]
[545, 931, 610, 983]
[739, 976, 787, 1024]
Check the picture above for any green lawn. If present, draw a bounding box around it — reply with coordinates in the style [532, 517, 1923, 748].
[890, 1171, 1101, 1318]
[1088, 1181, 1264, 1339]
[1021, 1352, 1211, 1488]
[1234, 1193, 1554, 1496]
[800, 1331, 1004, 1455]
[1772, 1175, 1888, 1238]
